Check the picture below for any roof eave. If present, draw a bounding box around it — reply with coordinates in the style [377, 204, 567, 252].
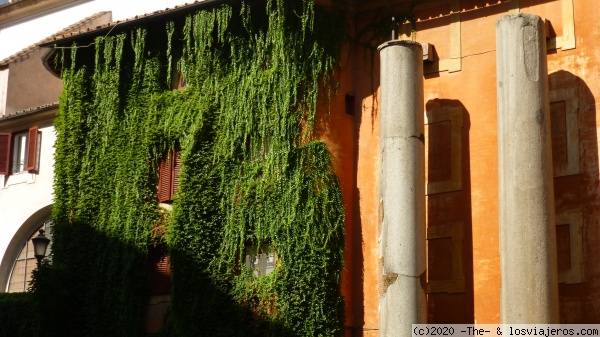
[39, 0, 231, 48]
[0, 103, 58, 130]
[40, 0, 231, 77]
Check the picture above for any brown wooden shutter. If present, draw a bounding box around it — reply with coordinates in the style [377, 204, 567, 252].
[158, 151, 173, 202]
[26, 126, 38, 172]
[0, 133, 11, 175]
[149, 246, 171, 296]
[171, 150, 181, 196]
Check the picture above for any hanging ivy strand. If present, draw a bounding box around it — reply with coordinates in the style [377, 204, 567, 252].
[34, 0, 346, 336]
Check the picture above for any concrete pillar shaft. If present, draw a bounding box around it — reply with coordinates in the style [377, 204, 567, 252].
[378, 40, 426, 336]
[496, 14, 559, 323]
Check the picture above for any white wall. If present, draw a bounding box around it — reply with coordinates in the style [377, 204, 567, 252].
[0, 68, 7, 116]
[0, 124, 55, 290]
[0, 0, 197, 60]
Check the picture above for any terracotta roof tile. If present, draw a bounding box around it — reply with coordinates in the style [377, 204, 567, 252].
[0, 11, 111, 66]
[42, 0, 228, 46]
[0, 102, 59, 122]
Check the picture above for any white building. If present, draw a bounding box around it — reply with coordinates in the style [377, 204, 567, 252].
[0, 0, 195, 293]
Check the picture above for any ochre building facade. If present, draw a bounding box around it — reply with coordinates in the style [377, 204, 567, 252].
[317, 0, 600, 334]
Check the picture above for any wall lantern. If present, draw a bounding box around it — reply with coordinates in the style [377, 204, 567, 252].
[32, 229, 50, 266]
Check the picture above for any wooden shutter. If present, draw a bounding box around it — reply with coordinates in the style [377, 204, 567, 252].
[171, 150, 181, 196]
[158, 151, 173, 202]
[26, 126, 38, 172]
[149, 245, 171, 296]
[0, 133, 10, 175]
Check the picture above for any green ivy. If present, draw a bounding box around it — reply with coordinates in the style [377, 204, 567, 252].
[33, 1, 346, 336]
[0, 292, 40, 336]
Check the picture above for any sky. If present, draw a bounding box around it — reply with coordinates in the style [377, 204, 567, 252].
[0, 0, 199, 60]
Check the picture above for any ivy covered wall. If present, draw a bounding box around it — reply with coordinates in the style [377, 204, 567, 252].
[32, 0, 346, 336]
[0, 293, 39, 336]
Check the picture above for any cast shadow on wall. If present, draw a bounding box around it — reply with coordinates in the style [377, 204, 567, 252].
[424, 99, 474, 324]
[31, 221, 297, 337]
[548, 70, 599, 323]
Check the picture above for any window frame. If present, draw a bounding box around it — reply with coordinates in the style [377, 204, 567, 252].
[6, 220, 52, 293]
[12, 131, 27, 174]
[0, 125, 39, 176]
[245, 242, 277, 278]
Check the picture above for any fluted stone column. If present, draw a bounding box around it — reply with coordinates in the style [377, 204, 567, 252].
[496, 14, 559, 323]
[378, 40, 426, 336]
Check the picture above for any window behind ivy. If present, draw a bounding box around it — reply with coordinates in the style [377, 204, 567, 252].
[149, 243, 171, 296]
[245, 243, 276, 277]
[158, 149, 181, 202]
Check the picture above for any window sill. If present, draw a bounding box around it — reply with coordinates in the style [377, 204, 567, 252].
[2, 172, 35, 188]
[158, 203, 173, 211]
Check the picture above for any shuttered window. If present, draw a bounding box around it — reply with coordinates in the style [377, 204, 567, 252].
[157, 149, 181, 202]
[0, 126, 39, 176]
[158, 152, 172, 202]
[0, 133, 10, 175]
[148, 244, 171, 296]
[171, 150, 181, 195]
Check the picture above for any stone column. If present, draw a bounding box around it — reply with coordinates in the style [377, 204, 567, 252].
[496, 14, 559, 323]
[378, 40, 426, 336]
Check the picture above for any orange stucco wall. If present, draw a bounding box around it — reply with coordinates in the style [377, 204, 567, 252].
[317, 0, 600, 334]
